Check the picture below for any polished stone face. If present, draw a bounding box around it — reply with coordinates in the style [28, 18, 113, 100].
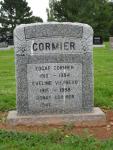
[27, 63, 82, 113]
[14, 22, 94, 115]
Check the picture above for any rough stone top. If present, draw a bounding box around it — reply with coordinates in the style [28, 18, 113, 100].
[14, 22, 93, 55]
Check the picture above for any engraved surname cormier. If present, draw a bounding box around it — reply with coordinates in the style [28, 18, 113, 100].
[32, 42, 76, 51]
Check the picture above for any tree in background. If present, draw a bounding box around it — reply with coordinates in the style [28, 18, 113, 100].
[0, 0, 43, 35]
[48, 0, 113, 40]
[47, 0, 56, 21]
[109, 1, 113, 36]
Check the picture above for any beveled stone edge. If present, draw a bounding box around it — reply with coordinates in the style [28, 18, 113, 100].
[7, 107, 106, 127]
[14, 22, 93, 55]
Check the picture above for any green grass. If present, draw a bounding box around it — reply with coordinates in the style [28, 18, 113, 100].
[94, 42, 113, 108]
[0, 43, 113, 111]
[0, 130, 113, 150]
[0, 49, 16, 111]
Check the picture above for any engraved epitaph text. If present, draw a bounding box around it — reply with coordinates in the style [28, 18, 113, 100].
[27, 63, 82, 112]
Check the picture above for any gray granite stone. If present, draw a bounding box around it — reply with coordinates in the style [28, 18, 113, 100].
[7, 108, 106, 126]
[110, 37, 113, 49]
[14, 23, 93, 56]
[13, 22, 95, 115]
[7, 22, 106, 125]
[0, 42, 8, 48]
[5, 22, 106, 121]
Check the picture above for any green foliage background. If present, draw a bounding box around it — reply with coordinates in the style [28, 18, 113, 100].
[48, 0, 113, 40]
[0, 0, 43, 35]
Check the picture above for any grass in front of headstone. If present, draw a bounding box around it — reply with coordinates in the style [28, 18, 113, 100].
[0, 43, 113, 111]
[94, 42, 113, 109]
[0, 49, 16, 111]
[0, 129, 113, 150]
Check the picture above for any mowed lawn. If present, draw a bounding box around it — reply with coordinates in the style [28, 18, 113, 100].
[0, 130, 113, 150]
[94, 43, 113, 108]
[0, 49, 16, 111]
[0, 43, 113, 111]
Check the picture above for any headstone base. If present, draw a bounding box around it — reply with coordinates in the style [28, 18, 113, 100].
[7, 107, 106, 127]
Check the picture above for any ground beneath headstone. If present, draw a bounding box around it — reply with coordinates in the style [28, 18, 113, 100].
[0, 110, 113, 140]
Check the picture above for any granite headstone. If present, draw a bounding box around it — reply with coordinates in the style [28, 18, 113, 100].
[110, 37, 113, 49]
[93, 36, 103, 45]
[7, 23, 106, 125]
[0, 35, 8, 48]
